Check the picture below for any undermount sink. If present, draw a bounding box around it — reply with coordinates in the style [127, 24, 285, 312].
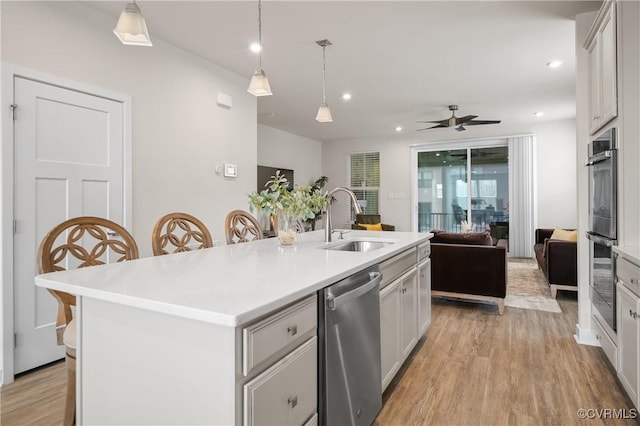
[325, 240, 393, 253]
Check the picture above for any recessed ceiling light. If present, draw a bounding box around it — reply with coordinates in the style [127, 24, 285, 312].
[341, 93, 352, 100]
[435, 153, 441, 157]
[546, 60, 563, 68]
[534, 111, 545, 117]
[395, 126, 403, 132]
[249, 42, 262, 53]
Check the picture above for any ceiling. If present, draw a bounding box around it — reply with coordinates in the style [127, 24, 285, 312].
[87, 1, 601, 143]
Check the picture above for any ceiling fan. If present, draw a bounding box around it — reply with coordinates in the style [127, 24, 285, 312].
[417, 105, 501, 132]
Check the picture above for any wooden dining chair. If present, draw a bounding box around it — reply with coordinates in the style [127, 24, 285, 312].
[224, 210, 264, 244]
[151, 212, 214, 256]
[37, 216, 139, 426]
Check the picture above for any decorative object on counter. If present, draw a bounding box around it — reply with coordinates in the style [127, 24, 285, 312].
[247, 0, 272, 96]
[248, 171, 328, 245]
[37, 216, 139, 426]
[151, 212, 214, 256]
[224, 210, 264, 244]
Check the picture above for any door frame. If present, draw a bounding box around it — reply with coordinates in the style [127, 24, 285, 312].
[1, 64, 133, 384]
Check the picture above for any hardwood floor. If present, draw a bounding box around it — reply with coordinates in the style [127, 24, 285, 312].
[376, 293, 639, 426]
[1, 293, 637, 425]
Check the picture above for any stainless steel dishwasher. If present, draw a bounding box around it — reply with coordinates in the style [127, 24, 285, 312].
[318, 265, 382, 426]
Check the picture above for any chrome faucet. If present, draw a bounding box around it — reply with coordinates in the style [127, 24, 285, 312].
[325, 187, 363, 242]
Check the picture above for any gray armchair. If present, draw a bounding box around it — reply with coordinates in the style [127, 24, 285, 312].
[352, 214, 395, 231]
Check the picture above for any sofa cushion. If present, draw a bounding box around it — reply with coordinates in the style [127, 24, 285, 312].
[359, 222, 383, 231]
[550, 227, 578, 242]
[431, 230, 493, 246]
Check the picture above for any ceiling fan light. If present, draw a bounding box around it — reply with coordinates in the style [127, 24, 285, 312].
[247, 69, 273, 96]
[316, 103, 333, 122]
[113, 2, 152, 47]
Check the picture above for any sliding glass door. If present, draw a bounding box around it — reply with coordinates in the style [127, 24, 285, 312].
[416, 145, 508, 234]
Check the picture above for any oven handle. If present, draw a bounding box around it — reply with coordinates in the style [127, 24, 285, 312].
[586, 232, 615, 247]
[586, 150, 615, 166]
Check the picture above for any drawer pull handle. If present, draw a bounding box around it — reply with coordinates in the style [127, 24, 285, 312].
[287, 325, 298, 336]
[288, 396, 298, 408]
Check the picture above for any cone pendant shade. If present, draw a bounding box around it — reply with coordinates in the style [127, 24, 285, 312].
[248, 69, 272, 96]
[113, 2, 152, 46]
[316, 103, 333, 122]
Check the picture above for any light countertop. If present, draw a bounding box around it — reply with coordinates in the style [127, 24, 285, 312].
[35, 230, 431, 327]
[614, 245, 640, 267]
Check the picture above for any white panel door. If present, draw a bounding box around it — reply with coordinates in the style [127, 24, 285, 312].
[13, 76, 126, 373]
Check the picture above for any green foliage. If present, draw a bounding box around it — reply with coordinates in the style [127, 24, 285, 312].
[248, 172, 329, 221]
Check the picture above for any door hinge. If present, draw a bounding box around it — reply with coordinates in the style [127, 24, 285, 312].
[10, 104, 17, 121]
[14, 333, 17, 348]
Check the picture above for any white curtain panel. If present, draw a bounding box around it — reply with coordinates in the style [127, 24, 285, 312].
[508, 135, 535, 257]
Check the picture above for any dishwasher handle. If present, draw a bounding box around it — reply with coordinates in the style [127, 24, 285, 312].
[327, 271, 382, 310]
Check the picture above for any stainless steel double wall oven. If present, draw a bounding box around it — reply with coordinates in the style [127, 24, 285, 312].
[586, 127, 618, 332]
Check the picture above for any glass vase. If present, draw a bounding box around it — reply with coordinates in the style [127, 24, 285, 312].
[276, 211, 298, 246]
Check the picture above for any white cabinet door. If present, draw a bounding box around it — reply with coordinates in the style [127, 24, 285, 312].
[599, 2, 617, 127]
[587, 1, 618, 135]
[380, 279, 402, 392]
[418, 259, 431, 336]
[617, 283, 639, 406]
[401, 270, 419, 360]
[587, 37, 601, 133]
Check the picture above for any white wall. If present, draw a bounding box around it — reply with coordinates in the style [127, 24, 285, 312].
[322, 119, 578, 232]
[1, 1, 257, 383]
[1, 1, 257, 252]
[257, 124, 323, 186]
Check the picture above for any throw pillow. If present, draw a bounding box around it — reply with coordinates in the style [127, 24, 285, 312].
[359, 222, 383, 231]
[550, 227, 578, 242]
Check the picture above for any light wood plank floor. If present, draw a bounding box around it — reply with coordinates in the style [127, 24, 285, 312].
[1, 293, 637, 425]
[376, 293, 639, 426]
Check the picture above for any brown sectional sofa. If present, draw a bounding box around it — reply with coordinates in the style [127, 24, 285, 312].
[430, 230, 508, 314]
[533, 228, 577, 298]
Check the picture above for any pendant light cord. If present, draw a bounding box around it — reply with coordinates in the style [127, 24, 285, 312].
[258, 0, 263, 70]
[322, 45, 327, 104]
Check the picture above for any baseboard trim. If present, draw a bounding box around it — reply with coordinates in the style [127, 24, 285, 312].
[574, 323, 600, 346]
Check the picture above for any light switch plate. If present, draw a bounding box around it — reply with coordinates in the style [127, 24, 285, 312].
[224, 163, 237, 177]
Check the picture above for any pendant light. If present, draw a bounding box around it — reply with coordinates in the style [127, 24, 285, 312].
[247, 0, 273, 96]
[113, 1, 152, 47]
[315, 39, 333, 123]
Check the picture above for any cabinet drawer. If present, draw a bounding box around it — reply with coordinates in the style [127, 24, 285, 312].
[417, 242, 430, 262]
[618, 257, 640, 297]
[244, 337, 317, 426]
[593, 314, 617, 370]
[243, 295, 317, 376]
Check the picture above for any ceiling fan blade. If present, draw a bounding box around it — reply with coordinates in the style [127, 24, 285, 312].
[416, 119, 449, 125]
[416, 123, 448, 131]
[455, 115, 478, 125]
[464, 120, 502, 126]
[455, 125, 466, 132]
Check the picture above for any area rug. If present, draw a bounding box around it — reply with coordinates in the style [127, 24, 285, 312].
[505, 258, 562, 313]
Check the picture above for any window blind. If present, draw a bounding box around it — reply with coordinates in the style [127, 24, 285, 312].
[348, 152, 380, 220]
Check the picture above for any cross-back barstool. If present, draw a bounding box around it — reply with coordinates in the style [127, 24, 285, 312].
[224, 210, 263, 244]
[151, 212, 213, 256]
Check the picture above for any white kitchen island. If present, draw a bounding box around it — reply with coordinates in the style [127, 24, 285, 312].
[35, 230, 431, 425]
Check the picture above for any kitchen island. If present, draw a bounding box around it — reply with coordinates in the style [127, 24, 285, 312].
[35, 229, 431, 425]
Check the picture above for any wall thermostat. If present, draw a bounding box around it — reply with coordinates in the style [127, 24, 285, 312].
[224, 163, 238, 178]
